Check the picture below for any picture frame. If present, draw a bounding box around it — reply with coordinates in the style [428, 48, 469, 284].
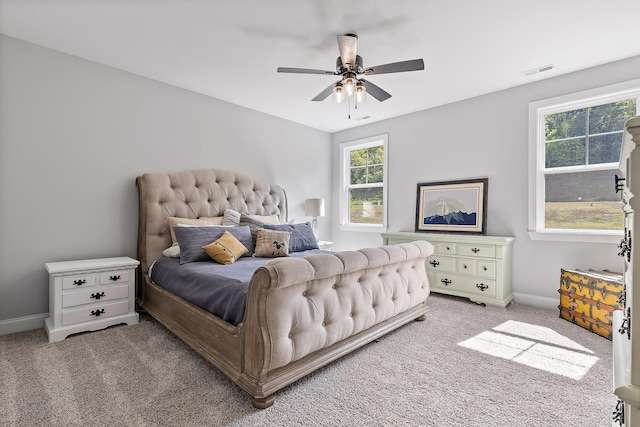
[415, 178, 488, 234]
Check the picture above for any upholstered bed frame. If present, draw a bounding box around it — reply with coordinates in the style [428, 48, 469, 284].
[136, 169, 433, 408]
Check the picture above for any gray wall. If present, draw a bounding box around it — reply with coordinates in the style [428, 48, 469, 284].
[330, 55, 640, 307]
[0, 35, 332, 326]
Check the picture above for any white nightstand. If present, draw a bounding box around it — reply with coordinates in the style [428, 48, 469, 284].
[317, 241, 333, 251]
[44, 257, 140, 343]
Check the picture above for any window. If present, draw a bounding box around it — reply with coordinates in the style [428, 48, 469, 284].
[339, 135, 388, 231]
[528, 80, 640, 243]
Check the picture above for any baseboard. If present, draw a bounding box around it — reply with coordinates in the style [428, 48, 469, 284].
[512, 292, 558, 310]
[0, 313, 48, 336]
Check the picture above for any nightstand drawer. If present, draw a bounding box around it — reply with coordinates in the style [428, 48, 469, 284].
[62, 300, 130, 326]
[458, 244, 495, 258]
[62, 275, 97, 290]
[99, 269, 131, 285]
[62, 284, 129, 308]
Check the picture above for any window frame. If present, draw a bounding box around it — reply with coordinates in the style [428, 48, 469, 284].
[528, 79, 640, 243]
[339, 134, 389, 232]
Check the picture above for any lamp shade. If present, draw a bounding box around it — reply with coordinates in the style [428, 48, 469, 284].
[304, 198, 325, 217]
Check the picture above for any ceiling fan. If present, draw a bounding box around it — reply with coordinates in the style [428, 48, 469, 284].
[277, 33, 424, 104]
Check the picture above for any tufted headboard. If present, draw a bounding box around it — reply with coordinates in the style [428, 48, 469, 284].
[136, 169, 288, 275]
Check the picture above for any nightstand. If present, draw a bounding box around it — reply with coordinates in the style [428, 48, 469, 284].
[317, 241, 333, 251]
[44, 257, 140, 343]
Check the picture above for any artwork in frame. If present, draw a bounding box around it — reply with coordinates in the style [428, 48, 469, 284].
[415, 178, 488, 234]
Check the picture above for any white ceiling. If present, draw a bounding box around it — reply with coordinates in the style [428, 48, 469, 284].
[1, 0, 640, 133]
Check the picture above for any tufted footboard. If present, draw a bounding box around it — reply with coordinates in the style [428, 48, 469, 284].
[238, 240, 434, 407]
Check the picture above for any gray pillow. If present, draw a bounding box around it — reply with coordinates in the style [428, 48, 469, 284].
[261, 222, 319, 252]
[173, 225, 254, 264]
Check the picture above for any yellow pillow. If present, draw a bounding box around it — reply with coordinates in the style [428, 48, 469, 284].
[253, 228, 291, 258]
[202, 231, 248, 265]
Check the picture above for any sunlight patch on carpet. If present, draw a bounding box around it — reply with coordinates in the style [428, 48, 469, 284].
[457, 321, 599, 380]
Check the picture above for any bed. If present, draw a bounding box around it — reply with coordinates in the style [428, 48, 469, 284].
[136, 169, 434, 408]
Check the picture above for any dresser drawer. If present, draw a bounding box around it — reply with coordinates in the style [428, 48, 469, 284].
[458, 243, 496, 258]
[62, 284, 129, 308]
[425, 256, 456, 273]
[62, 274, 97, 290]
[62, 300, 130, 326]
[99, 269, 131, 285]
[433, 242, 457, 255]
[433, 273, 497, 298]
[477, 260, 496, 278]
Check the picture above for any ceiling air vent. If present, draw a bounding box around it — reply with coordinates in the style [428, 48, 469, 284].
[523, 64, 555, 76]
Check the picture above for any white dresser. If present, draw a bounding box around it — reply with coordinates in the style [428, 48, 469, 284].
[44, 257, 140, 343]
[382, 232, 514, 308]
[613, 116, 640, 426]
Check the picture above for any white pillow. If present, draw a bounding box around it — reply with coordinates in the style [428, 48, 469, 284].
[162, 245, 181, 258]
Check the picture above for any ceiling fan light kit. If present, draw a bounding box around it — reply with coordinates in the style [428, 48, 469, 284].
[277, 33, 424, 117]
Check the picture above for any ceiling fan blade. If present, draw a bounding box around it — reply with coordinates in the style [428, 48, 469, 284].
[311, 82, 337, 101]
[364, 59, 425, 75]
[277, 67, 335, 75]
[337, 34, 358, 69]
[360, 79, 392, 102]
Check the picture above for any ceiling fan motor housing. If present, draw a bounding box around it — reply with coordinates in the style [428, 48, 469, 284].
[336, 55, 364, 74]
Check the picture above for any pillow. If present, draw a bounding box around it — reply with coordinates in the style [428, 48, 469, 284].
[202, 231, 248, 265]
[248, 213, 281, 224]
[174, 225, 254, 264]
[222, 209, 241, 226]
[253, 228, 291, 258]
[239, 213, 282, 241]
[167, 216, 224, 245]
[162, 245, 181, 258]
[261, 222, 319, 252]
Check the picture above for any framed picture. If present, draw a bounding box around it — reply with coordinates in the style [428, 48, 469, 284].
[415, 178, 488, 234]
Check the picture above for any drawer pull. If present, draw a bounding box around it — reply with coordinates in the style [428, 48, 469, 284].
[73, 279, 87, 286]
[615, 174, 625, 194]
[429, 260, 440, 267]
[476, 283, 488, 292]
[617, 289, 626, 307]
[90, 292, 105, 300]
[441, 278, 451, 286]
[613, 399, 624, 425]
[462, 264, 467, 269]
[446, 246, 450, 251]
[619, 308, 631, 339]
[90, 309, 105, 317]
[618, 318, 630, 339]
[471, 248, 480, 253]
[483, 266, 487, 271]
[109, 275, 121, 281]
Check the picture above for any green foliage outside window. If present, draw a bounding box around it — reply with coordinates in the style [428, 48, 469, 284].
[543, 98, 636, 230]
[545, 100, 635, 168]
[348, 145, 384, 225]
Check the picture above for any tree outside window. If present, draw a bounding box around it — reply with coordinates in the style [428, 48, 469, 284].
[543, 99, 636, 231]
[340, 135, 388, 230]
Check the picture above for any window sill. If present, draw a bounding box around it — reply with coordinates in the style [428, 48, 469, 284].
[528, 229, 623, 244]
[339, 224, 388, 233]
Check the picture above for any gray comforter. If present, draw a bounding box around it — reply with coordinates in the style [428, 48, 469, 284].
[150, 249, 323, 326]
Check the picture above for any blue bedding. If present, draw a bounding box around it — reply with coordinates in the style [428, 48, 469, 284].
[150, 249, 323, 326]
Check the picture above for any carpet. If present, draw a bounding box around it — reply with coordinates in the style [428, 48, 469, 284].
[0, 294, 616, 426]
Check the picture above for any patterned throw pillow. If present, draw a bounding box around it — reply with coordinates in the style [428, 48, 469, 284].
[202, 231, 248, 265]
[253, 228, 291, 258]
[261, 222, 319, 252]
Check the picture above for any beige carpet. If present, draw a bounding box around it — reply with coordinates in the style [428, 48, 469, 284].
[0, 294, 615, 426]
